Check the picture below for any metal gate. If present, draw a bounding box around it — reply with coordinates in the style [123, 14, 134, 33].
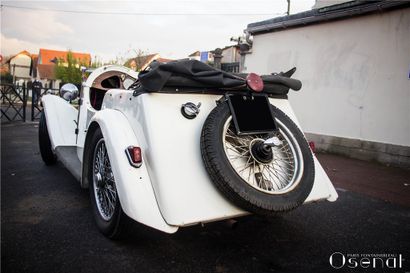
[30, 87, 59, 121]
[0, 83, 60, 122]
[0, 83, 27, 122]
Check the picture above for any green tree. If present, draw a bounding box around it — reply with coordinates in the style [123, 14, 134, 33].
[90, 55, 103, 68]
[54, 51, 84, 84]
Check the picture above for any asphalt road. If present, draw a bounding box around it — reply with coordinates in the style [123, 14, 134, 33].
[2, 122, 410, 273]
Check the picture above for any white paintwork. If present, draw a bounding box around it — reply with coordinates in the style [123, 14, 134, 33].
[42, 95, 77, 148]
[244, 8, 410, 147]
[103, 91, 247, 226]
[42, 95, 81, 181]
[89, 109, 178, 233]
[102, 90, 337, 226]
[76, 65, 139, 159]
[266, 98, 338, 203]
[43, 64, 338, 233]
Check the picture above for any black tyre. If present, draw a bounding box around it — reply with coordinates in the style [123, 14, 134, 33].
[87, 128, 129, 239]
[201, 101, 314, 215]
[39, 111, 57, 165]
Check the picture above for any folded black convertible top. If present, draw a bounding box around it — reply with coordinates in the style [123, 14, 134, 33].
[137, 59, 301, 95]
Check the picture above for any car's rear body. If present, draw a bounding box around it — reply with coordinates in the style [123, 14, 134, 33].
[41, 64, 338, 234]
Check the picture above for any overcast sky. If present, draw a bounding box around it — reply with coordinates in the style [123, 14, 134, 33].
[1, 0, 315, 62]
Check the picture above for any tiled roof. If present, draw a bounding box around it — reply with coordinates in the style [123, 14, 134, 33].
[6, 50, 32, 64]
[246, 1, 410, 34]
[39, 48, 91, 65]
[188, 51, 200, 57]
[156, 57, 174, 63]
[37, 64, 55, 80]
[124, 53, 159, 71]
[124, 54, 174, 71]
[16, 50, 31, 57]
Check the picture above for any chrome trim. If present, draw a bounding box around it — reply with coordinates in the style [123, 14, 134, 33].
[125, 146, 142, 168]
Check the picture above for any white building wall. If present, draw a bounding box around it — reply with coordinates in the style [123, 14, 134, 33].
[313, 0, 351, 9]
[244, 8, 410, 147]
[222, 47, 234, 63]
[9, 55, 31, 79]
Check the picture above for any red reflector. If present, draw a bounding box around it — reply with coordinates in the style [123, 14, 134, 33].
[126, 146, 142, 167]
[308, 141, 315, 153]
[246, 73, 264, 92]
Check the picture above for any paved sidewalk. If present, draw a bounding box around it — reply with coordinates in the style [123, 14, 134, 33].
[316, 153, 410, 207]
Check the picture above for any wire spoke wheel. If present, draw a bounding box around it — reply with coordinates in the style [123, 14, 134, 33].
[88, 128, 131, 239]
[223, 117, 304, 194]
[92, 139, 117, 221]
[201, 101, 314, 214]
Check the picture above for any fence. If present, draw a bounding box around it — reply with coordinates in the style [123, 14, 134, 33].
[221, 62, 240, 73]
[0, 83, 27, 122]
[0, 82, 59, 122]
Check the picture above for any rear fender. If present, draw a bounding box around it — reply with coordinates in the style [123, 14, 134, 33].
[84, 109, 177, 234]
[268, 98, 338, 202]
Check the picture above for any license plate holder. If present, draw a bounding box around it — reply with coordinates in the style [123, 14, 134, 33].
[227, 94, 277, 135]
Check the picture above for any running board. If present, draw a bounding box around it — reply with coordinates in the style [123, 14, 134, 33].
[55, 146, 81, 181]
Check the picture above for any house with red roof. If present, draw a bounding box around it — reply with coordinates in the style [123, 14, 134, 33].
[37, 48, 91, 65]
[31, 49, 91, 89]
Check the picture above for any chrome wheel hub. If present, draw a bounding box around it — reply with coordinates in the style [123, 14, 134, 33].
[249, 138, 274, 164]
[223, 117, 304, 195]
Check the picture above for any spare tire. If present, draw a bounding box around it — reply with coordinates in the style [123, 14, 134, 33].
[200, 101, 314, 215]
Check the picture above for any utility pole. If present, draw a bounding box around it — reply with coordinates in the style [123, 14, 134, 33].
[12, 64, 16, 84]
[287, 0, 290, 15]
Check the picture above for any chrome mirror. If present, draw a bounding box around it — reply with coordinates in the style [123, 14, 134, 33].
[60, 83, 79, 101]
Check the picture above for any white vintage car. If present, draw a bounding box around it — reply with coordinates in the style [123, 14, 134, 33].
[39, 60, 338, 238]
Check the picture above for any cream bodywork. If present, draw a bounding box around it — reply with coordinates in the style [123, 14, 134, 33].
[42, 65, 338, 234]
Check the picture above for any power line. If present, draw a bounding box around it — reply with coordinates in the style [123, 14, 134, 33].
[0, 4, 285, 16]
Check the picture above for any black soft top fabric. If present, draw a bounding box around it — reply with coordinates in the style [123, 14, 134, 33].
[137, 59, 301, 94]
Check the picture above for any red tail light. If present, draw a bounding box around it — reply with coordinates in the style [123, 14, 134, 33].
[246, 73, 264, 92]
[126, 146, 142, 168]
